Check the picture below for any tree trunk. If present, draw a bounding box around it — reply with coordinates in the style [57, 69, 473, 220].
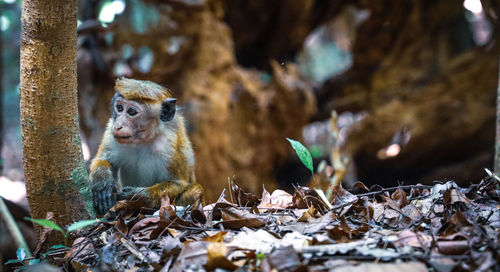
[20, 0, 92, 245]
[0, 2, 3, 175]
[495, 58, 500, 175]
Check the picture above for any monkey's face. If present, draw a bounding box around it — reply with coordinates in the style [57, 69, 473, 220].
[112, 97, 156, 144]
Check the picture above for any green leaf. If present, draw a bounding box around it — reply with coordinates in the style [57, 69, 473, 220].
[29, 259, 40, 265]
[286, 138, 314, 174]
[16, 247, 26, 261]
[24, 217, 64, 233]
[48, 244, 68, 250]
[67, 219, 100, 233]
[4, 259, 21, 265]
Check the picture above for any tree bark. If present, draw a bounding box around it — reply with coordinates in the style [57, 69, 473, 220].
[495, 58, 500, 175]
[20, 0, 92, 245]
[0, 2, 3, 175]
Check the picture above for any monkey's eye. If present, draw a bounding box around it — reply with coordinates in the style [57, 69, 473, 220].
[127, 108, 138, 116]
[116, 104, 123, 112]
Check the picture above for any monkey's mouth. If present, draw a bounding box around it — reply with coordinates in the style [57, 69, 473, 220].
[114, 135, 133, 143]
[114, 130, 146, 143]
[115, 135, 131, 140]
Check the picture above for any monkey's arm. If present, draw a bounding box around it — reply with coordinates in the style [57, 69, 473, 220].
[89, 131, 117, 215]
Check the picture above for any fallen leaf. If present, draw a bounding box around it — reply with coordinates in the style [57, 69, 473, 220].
[171, 241, 208, 271]
[219, 207, 266, 229]
[230, 180, 260, 207]
[206, 242, 238, 271]
[391, 188, 409, 208]
[443, 189, 472, 206]
[33, 212, 56, 256]
[332, 261, 427, 272]
[257, 188, 293, 212]
[394, 230, 432, 249]
[260, 246, 306, 272]
[202, 231, 227, 243]
[109, 199, 146, 218]
[436, 240, 469, 255]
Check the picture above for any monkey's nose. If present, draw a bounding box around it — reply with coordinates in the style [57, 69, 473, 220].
[113, 126, 133, 142]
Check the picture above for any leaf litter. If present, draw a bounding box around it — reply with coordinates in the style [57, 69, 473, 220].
[42, 176, 500, 271]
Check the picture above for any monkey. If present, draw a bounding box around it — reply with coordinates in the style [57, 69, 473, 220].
[89, 78, 203, 215]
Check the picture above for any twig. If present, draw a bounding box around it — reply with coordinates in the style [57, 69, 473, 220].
[217, 188, 227, 203]
[328, 110, 348, 194]
[0, 197, 32, 258]
[354, 185, 433, 198]
[494, 57, 500, 175]
[228, 177, 234, 204]
[308, 253, 470, 261]
[160, 256, 173, 272]
[120, 237, 147, 263]
[65, 228, 102, 263]
[314, 189, 334, 210]
[156, 216, 179, 238]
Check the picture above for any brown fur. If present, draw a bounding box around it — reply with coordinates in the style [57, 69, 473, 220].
[168, 128, 189, 181]
[115, 78, 172, 102]
[90, 159, 111, 172]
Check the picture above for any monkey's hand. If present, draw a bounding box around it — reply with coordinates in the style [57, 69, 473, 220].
[119, 182, 204, 209]
[176, 183, 204, 208]
[92, 179, 116, 215]
[119, 187, 152, 205]
[89, 165, 117, 215]
[119, 187, 147, 199]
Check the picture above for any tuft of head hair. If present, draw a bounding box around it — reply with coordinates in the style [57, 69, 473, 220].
[115, 78, 172, 103]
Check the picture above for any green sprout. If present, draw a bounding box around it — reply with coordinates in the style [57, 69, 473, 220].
[286, 138, 314, 176]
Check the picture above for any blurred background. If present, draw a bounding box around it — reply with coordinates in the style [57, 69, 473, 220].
[0, 0, 498, 208]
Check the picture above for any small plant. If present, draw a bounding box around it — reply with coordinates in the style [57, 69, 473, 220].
[4, 248, 30, 265]
[4, 218, 101, 267]
[4, 247, 43, 267]
[255, 252, 267, 267]
[286, 138, 314, 176]
[24, 217, 101, 238]
[4, 245, 70, 267]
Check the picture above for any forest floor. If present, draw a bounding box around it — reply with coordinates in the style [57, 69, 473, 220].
[8, 172, 500, 272]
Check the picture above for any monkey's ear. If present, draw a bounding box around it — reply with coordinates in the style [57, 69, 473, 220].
[160, 98, 177, 121]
